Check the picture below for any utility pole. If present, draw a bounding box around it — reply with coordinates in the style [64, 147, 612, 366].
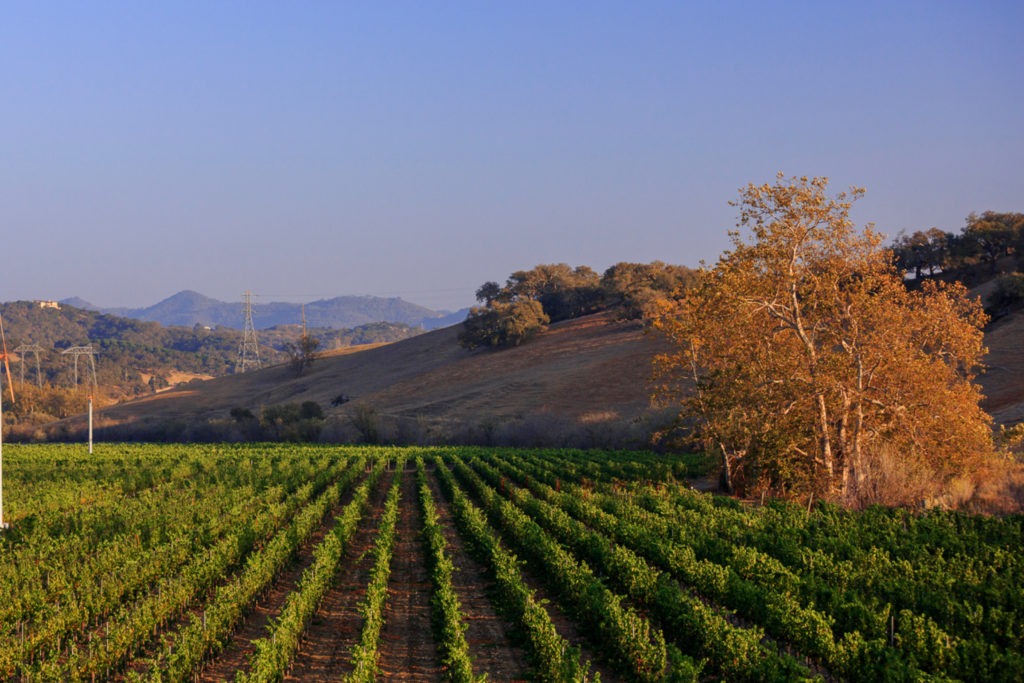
[14, 344, 44, 388]
[62, 346, 98, 389]
[237, 291, 261, 373]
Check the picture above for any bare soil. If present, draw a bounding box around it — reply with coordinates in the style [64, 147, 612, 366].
[424, 473, 531, 681]
[198, 473, 367, 682]
[429, 472, 622, 682]
[376, 472, 442, 681]
[283, 469, 397, 682]
[483, 513, 624, 683]
[186, 467, 539, 682]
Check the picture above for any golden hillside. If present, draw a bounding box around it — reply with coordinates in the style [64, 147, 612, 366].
[80, 311, 672, 446]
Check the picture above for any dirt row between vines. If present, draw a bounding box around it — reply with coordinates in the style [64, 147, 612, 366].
[109, 469, 364, 682]
[284, 468, 399, 681]
[191, 464, 628, 681]
[422, 473, 531, 681]
[431, 469, 623, 683]
[198, 468, 373, 682]
[376, 471, 442, 680]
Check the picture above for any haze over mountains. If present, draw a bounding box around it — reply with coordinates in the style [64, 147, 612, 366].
[61, 291, 469, 331]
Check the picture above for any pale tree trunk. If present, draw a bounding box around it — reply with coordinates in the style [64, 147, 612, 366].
[850, 395, 866, 497]
[786, 246, 836, 493]
[718, 443, 734, 494]
[838, 390, 851, 498]
[841, 436, 864, 503]
[839, 357, 867, 501]
[815, 393, 835, 485]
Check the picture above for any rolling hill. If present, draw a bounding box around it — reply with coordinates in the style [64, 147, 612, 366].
[63, 311, 673, 447]
[978, 309, 1024, 426]
[74, 290, 468, 330]
[0, 300, 429, 418]
[46, 302, 1024, 451]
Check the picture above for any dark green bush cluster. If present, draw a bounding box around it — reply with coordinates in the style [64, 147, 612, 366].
[990, 272, 1024, 315]
[457, 299, 550, 350]
[460, 261, 695, 349]
[892, 211, 1024, 281]
[257, 401, 324, 441]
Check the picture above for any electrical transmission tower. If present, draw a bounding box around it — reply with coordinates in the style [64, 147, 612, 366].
[238, 291, 261, 373]
[14, 344, 44, 388]
[62, 346, 98, 389]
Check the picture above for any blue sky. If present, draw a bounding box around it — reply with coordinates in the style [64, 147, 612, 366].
[2, 2, 1021, 312]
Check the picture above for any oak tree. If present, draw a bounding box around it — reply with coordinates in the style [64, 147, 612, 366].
[283, 334, 320, 376]
[601, 261, 697, 319]
[961, 211, 1023, 274]
[458, 299, 549, 350]
[650, 175, 994, 504]
[891, 227, 949, 279]
[505, 263, 603, 321]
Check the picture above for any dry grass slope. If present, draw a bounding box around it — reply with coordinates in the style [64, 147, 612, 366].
[84, 311, 673, 445]
[979, 311, 1024, 425]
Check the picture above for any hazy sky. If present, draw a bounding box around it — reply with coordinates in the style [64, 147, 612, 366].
[3, 2, 1021, 312]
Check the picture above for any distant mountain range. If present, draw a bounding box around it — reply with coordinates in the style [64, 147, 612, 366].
[61, 291, 469, 331]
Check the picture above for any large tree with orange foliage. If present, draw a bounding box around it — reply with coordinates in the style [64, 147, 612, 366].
[650, 175, 994, 504]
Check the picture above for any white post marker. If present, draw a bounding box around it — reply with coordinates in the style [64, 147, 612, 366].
[88, 395, 94, 455]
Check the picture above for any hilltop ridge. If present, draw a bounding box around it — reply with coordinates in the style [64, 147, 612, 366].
[64, 290, 467, 331]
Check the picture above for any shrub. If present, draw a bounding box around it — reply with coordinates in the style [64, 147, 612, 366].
[458, 300, 549, 350]
[349, 402, 382, 444]
[230, 407, 255, 422]
[989, 272, 1024, 315]
[259, 402, 325, 442]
